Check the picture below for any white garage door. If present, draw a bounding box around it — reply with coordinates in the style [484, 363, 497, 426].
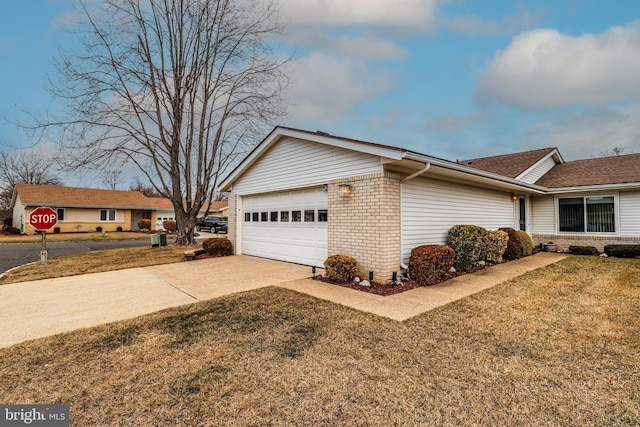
[242, 188, 328, 267]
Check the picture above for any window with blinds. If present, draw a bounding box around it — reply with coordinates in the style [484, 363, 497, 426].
[559, 196, 614, 233]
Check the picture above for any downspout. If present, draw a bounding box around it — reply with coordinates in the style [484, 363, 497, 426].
[400, 163, 431, 270]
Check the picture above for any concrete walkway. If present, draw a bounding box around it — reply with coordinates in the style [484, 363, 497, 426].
[0, 252, 568, 348]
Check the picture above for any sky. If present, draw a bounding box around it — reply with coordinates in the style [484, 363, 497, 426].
[1, 0, 640, 188]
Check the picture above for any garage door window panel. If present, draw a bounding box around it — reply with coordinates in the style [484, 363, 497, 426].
[318, 209, 328, 222]
[304, 210, 315, 222]
[280, 211, 289, 222]
[252, 212, 259, 222]
[270, 211, 278, 222]
[292, 211, 301, 222]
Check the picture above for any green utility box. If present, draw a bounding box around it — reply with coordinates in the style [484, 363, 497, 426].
[150, 234, 160, 247]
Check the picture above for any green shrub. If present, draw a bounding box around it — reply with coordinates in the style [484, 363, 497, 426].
[569, 246, 599, 256]
[162, 220, 177, 232]
[137, 218, 152, 230]
[447, 224, 486, 271]
[408, 245, 455, 286]
[518, 230, 533, 257]
[202, 238, 233, 257]
[324, 254, 358, 283]
[483, 230, 509, 263]
[499, 227, 523, 260]
[604, 244, 640, 258]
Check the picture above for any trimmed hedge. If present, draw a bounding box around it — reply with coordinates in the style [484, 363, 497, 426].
[518, 230, 533, 257]
[162, 219, 177, 232]
[604, 244, 640, 258]
[324, 254, 358, 283]
[408, 245, 455, 286]
[499, 227, 523, 260]
[484, 230, 509, 263]
[447, 225, 486, 272]
[137, 218, 152, 230]
[202, 238, 233, 257]
[570, 246, 599, 256]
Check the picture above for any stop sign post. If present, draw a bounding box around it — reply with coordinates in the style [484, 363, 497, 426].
[29, 207, 58, 264]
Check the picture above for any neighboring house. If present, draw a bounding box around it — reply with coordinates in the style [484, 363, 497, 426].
[220, 126, 640, 280]
[11, 184, 210, 233]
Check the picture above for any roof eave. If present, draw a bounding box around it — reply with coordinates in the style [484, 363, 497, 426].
[403, 152, 548, 194]
[546, 182, 640, 193]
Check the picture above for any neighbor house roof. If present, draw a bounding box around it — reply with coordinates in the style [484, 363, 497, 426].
[14, 184, 158, 209]
[459, 148, 557, 178]
[535, 153, 640, 188]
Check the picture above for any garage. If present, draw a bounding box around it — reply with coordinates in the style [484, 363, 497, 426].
[241, 188, 328, 267]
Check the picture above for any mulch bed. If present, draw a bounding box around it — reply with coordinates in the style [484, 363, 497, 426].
[313, 260, 511, 296]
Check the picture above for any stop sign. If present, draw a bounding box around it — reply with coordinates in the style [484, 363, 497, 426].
[29, 207, 58, 231]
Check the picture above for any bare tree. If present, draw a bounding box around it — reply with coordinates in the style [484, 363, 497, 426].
[599, 146, 625, 157]
[129, 177, 163, 198]
[100, 169, 123, 190]
[0, 151, 64, 217]
[40, 0, 289, 244]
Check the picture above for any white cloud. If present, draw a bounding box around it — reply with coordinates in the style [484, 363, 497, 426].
[279, 0, 439, 29]
[527, 104, 640, 160]
[284, 53, 400, 122]
[477, 22, 640, 109]
[289, 31, 408, 60]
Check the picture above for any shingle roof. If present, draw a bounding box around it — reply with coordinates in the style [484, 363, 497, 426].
[15, 184, 158, 209]
[459, 148, 557, 178]
[535, 153, 640, 187]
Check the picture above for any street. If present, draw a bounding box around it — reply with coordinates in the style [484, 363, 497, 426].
[0, 232, 219, 275]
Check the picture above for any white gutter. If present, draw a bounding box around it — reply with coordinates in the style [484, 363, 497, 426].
[401, 162, 431, 182]
[547, 182, 640, 193]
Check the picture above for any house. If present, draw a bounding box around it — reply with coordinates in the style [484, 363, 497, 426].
[10, 184, 221, 233]
[219, 126, 640, 280]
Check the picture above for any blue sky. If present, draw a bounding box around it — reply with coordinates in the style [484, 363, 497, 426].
[1, 1, 640, 187]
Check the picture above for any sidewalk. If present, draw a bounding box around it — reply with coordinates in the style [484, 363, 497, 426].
[0, 252, 569, 348]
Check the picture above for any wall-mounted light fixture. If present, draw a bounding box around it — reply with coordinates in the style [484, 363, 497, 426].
[338, 183, 352, 197]
[511, 194, 518, 201]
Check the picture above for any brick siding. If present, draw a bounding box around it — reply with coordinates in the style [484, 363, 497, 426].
[328, 171, 402, 282]
[532, 233, 640, 252]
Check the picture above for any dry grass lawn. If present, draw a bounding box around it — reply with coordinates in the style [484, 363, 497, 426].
[0, 246, 187, 284]
[1, 256, 639, 425]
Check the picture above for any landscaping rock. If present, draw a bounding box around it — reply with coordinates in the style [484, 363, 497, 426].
[360, 280, 371, 287]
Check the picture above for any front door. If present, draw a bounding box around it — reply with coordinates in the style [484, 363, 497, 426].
[518, 197, 526, 231]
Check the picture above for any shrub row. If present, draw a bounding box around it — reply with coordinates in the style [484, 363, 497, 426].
[202, 238, 233, 257]
[604, 244, 640, 258]
[569, 246, 599, 256]
[137, 218, 152, 230]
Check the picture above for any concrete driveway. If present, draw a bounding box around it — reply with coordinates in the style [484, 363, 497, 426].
[0, 255, 312, 348]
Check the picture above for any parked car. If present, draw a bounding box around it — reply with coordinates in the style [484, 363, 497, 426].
[195, 215, 228, 233]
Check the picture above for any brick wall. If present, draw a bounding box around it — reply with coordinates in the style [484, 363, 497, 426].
[532, 233, 640, 252]
[328, 171, 401, 282]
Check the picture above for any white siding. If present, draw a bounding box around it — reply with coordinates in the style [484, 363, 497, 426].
[530, 195, 555, 234]
[232, 137, 382, 195]
[619, 191, 640, 236]
[519, 156, 557, 184]
[12, 195, 26, 232]
[401, 176, 515, 263]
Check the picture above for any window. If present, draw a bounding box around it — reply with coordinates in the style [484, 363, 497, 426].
[270, 211, 278, 222]
[559, 196, 615, 233]
[56, 208, 65, 221]
[280, 211, 289, 222]
[261, 212, 268, 222]
[304, 210, 315, 222]
[252, 212, 259, 222]
[318, 209, 328, 222]
[292, 210, 301, 222]
[100, 209, 116, 222]
[244, 212, 251, 222]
